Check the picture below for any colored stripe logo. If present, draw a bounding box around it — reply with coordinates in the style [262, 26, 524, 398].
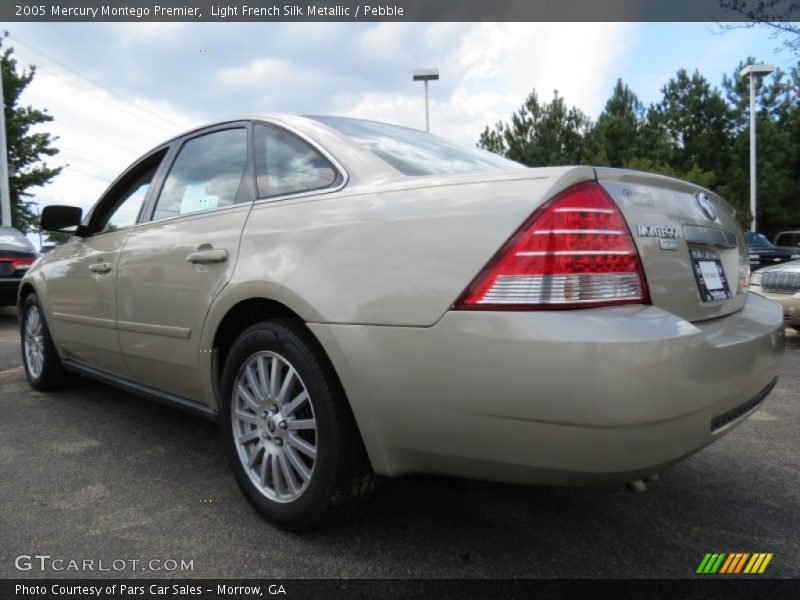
[697, 553, 773, 574]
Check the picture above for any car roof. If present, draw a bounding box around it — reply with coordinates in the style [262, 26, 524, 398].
[128, 113, 401, 189]
[156, 113, 347, 147]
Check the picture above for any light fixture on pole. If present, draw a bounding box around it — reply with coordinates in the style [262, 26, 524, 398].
[739, 63, 774, 232]
[412, 68, 439, 133]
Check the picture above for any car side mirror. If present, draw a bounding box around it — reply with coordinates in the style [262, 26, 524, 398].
[41, 205, 84, 234]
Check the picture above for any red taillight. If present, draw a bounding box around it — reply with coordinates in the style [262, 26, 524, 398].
[455, 181, 650, 310]
[0, 257, 35, 271]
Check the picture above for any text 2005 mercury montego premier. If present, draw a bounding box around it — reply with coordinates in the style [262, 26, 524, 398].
[19, 115, 784, 529]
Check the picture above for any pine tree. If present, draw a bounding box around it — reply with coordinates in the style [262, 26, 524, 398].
[1, 33, 62, 233]
[719, 58, 800, 232]
[477, 61, 800, 235]
[478, 90, 591, 166]
[583, 79, 644, 167]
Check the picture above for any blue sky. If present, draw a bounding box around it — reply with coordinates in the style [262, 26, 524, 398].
[0, 21, 795, 232]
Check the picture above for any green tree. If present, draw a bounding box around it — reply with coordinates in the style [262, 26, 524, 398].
[718, 58, 800, 232]
[478, 90, 591, 166]
[583, 79, 645, 167]
[478, 62, 800, 235]
[646, 69, 732, 181]
[1, 34, 62, 232]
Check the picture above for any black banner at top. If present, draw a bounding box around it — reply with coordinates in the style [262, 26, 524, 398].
[3, 0, 800, 22]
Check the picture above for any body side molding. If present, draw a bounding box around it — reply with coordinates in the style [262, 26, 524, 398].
[116, 320, 192, 339]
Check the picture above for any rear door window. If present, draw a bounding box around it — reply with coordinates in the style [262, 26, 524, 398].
[254, 123, 340, 199]
[152, 128, 248, 221]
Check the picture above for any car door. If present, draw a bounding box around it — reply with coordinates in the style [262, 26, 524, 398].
[116, 123, 255, 402]
[42, 148, 170, 376]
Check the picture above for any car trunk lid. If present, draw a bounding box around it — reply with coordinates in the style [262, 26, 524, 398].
[596, 168, 748, 323]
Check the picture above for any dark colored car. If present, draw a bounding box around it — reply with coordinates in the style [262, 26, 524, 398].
[745, 232, 800, 269]
[0, 227, 38, 306]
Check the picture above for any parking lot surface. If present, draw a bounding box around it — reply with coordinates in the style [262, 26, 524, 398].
[0, 305, 798, 578]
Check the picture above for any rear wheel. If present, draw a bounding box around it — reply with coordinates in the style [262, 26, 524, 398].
[220, 319, 375, 530]
[21, 293, 79, 391]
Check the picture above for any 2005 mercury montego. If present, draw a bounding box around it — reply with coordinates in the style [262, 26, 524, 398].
[19, 115, 784, 529]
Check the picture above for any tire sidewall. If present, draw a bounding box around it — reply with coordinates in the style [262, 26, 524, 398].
[219, 323, 338, 527]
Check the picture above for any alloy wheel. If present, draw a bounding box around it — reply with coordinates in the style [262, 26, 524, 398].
[231, 351, 318, 503]
[24, 305, 45, 379]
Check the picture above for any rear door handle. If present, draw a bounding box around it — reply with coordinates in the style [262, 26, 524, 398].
[186, 247, 228, 265]
[89, 262, 112, 274]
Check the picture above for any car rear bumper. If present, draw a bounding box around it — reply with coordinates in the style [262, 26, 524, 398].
[751, 288, 800, 326]
[310, 291, 784, 484]
[0, 278, 22, 306]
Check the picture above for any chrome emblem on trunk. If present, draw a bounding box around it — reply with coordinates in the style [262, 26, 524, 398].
[637, 224, 680, 250]
[636, 224, 678, 239]
[696, 192, 717, 221]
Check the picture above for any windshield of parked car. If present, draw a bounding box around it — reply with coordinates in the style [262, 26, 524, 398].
[311, 116, 525, 176]
[775, 232, 800, 247]
[746, 232, 774, 248]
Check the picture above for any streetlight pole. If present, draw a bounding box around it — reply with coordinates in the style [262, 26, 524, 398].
[0, 66, 12, 228]
[35, 204, 42, 248]
[424, 79, 429, 132]
[412, 68, 439, 133]
[739, 64, 774, 233]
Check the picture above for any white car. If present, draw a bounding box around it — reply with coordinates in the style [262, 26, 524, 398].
[750, 260, 800, 331]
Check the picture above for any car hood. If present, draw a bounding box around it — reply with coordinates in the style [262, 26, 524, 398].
[755, 259, 800, 274]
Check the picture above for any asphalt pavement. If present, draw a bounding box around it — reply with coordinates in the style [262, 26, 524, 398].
[0, 305, 798, 579]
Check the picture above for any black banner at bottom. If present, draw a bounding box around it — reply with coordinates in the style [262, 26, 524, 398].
[3, 579, 799, 600]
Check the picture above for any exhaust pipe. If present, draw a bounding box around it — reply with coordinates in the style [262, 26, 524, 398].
[626, 474, 659, 493]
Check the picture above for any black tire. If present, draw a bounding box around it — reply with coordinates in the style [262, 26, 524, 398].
[20, 293, 79, 391]
[219, 319, 375, 530]
[791, 326, 800, 333]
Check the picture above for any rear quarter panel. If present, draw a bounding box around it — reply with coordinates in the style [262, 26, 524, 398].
[218, 167, 595, 328]
[197, 167, 593, 409]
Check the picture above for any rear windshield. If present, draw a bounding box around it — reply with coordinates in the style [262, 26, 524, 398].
[0, 227, 34, 251]
[311, 116, 525, 176]
[746, 232, 773, 248]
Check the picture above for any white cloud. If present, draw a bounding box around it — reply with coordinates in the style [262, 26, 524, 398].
[341, 22, 635, 144]
[21, 67, 200, 212]
[218, 57, 296, 86]
[356, 22, 413, 62]
[106, 22, 189, 45]
[17, 22, 633, 232]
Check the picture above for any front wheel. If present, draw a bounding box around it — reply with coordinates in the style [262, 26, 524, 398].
[20, 293, 79, 391]
[219, 319, 375, 530]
